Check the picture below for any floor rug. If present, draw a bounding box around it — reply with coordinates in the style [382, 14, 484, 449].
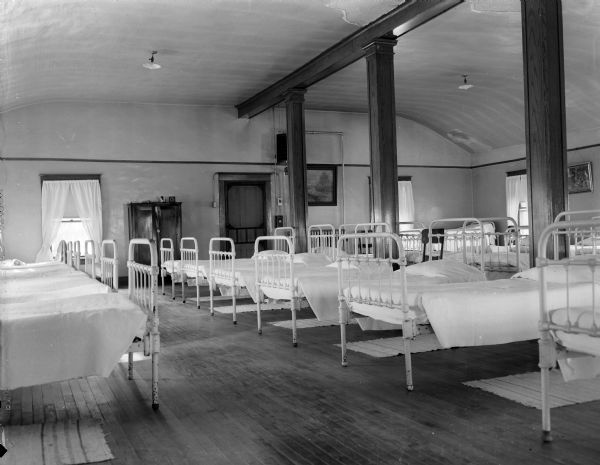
[336, 333, 443, 358]
[464, 370, 600, 409]
[2, 419, 114, 464]
[270, 318, 354, 329]
[213, 300, 311, 314]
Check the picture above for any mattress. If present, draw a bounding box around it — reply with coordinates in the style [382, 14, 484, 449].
[0, 273, 147, 390]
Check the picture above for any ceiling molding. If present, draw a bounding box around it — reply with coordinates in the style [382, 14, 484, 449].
[235, 0, 464, 119]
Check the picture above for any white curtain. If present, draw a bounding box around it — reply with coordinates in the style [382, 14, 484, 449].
[70, 180, 103, 257]
[35, 181, 70, 262]
[506, 174, 528, 225]
[398, 180, 415, 231]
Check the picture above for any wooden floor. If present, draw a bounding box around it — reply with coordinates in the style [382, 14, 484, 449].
[3, 285, 600, 464]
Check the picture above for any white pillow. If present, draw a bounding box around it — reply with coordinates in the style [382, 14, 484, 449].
[326, 260, 358, 270]
[0, 258, 25, 267]
[404, 260, 486, 283]
[293, 253, 332, 267]
[512, 263, 596, 284]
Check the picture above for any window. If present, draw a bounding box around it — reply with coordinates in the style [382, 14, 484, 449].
[506, 171, 528, 227]
[398, 178, 415, 231]
[36, 176, 102, 262]
[51, 218, 91, 257]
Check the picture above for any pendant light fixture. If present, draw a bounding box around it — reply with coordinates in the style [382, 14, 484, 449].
[143, 51, 161, 70]
[458, 74, 473, 90]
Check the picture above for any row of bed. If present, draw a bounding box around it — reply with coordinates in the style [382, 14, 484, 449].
[3, 211, 600, 442]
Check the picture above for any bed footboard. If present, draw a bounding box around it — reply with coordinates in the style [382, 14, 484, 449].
[100, 239, 119, 291]
[159, 238, 176, 300]
[83, 239, 97, 279]
[538, 219, 600, 441]
[336, 232, 415, 390]
[254, 236, 298, 345]
[209, 237, 238, 324]
[127, 238, 160, 410]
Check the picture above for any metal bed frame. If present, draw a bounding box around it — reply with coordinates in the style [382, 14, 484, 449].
[180, 236, 203, 308]
[160, 237, 177, 300]
[127, 238, 160, 410]
[335, 232, 414, 388]
[538, 219, 600, 442]
[100, 239, 119, 291]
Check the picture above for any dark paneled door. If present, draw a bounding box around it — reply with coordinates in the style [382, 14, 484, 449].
[225, 182, 266, 258]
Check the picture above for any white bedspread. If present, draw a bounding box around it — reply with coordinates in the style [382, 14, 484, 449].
[0, 262, 147, 390]
[419, 279, 600, 349]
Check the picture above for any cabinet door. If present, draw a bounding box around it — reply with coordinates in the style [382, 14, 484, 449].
[156, 204, 182, 259]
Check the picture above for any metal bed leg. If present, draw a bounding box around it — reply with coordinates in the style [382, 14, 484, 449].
[209, 277, 215, 316]
[181, 277, 186, 304]
[151, 336, 160, 411]
[128, 352, 134, 380]
[257, 292, 262, 335]
[171, 275, 175, 300]
[340, 322, 348, 367]
[402, 319, 414, 391]
[232, 286, 237, 325]
[539, 335, 555, 442]
[161, 270, 165, 295]
[402, 337, 414, 391]
[196, 276, 200, 310]
[291, 297, 297, 347]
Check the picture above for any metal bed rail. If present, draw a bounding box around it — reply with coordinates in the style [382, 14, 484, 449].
[254, 236, 298, 345]
[209, 237, 238, 324]
[180, 236, 201, 308]
[127, 238, 160, 410]
[100, 239, 119, 291]
[308, 224, 336, 260]
[159, 238, 176, 300]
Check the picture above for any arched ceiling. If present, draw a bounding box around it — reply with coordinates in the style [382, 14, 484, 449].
[0, 0, 598, 155]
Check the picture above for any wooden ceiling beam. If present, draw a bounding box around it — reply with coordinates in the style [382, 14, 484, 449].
[236, 0, 463, 119]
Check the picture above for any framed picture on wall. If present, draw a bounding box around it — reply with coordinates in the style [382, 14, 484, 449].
[568, 162, 593, 194]
[307, 164, 337, 206]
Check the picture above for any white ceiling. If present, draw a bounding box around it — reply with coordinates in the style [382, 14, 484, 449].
[1, 0, 599, 154]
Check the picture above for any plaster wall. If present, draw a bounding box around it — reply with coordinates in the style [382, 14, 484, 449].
[1, 101, 473, 272]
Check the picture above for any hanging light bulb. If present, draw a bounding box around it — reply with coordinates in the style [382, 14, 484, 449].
[143, 51, 161, 70]
[458, 74, 473, 90]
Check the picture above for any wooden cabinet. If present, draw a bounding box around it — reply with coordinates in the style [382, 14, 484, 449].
[127, 202, 182, 266]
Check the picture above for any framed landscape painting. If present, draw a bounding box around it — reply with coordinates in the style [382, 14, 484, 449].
[307, 165, 337, 206]
[568, 162, 593, 194]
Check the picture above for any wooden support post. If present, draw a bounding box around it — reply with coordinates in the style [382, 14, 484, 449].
[521, 0, 568, 263]
[364, 37, 399, 233]
[285, 89, 309, 253]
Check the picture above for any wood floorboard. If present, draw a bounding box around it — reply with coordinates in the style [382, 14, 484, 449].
[4, 289, 600, 464]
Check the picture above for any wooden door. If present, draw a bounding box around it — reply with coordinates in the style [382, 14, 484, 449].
[225, 182, 266, 258]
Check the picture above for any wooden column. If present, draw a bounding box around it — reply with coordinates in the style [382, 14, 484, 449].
[521, 0, 568, 263]
[364, 37, 399, 232]
[285, 88, 308, 253]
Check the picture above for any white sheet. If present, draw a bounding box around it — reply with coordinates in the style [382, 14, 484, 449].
[420, 279, 599, 349]
[0, 264, 147, 390]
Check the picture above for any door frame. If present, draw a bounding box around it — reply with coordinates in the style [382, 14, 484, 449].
[218, 172, 273, 241]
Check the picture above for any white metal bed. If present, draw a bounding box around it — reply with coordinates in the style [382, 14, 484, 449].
[336, 223, 600, 392]
[397, 221, 425, 265]
[209, 237, 249, 324]
[426, 217, 529, 274]
[0, 240, 157, 409]
[537, 219, 600, 442]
